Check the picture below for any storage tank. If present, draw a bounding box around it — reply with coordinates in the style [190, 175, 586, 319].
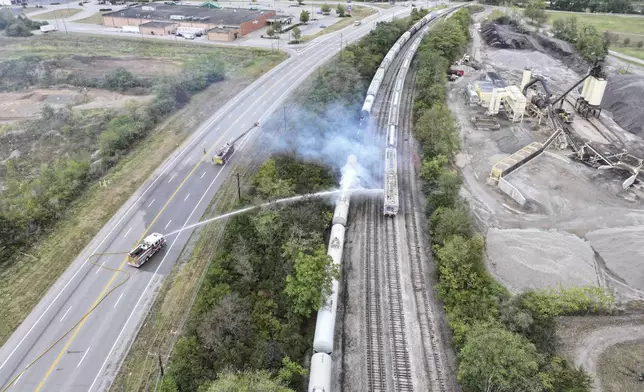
[520, 68, 531, 91]
[581, 76, 592, 100]
[588, 77, 607, 106]
[312, 279, 339, 353]
[583, 76, 596, 101]
[308, 353, 332, 392]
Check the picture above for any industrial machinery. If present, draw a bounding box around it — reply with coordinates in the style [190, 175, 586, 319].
[212, 122, 259, 165]
[127, 233, 166, 267]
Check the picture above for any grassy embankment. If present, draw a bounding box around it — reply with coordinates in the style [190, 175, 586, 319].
[546, 11, 644, 60]
[73, 12, 106, 25]
[0, 34, 286, 345]
[302, 5, 376, 41]
[30, 8, 82, 19]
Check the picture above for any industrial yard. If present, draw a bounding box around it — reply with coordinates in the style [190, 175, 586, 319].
[446, 8, 644, 390]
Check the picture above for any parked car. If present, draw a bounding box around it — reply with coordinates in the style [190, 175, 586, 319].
[183, 33, 195, 40]
[354, 20, 361, 26]
[319, 24, 327, 28]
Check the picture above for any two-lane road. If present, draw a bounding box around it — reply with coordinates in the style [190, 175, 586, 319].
[0, 5, 419, 391]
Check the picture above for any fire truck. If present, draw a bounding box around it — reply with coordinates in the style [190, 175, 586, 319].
[212, 122, 259, 165]
[127, 233, 166, 268]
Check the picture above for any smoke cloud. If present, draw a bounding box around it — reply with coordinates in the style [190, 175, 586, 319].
[261, 101, 382, 191]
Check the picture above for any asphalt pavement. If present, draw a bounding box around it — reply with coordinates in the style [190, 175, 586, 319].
[0, 4, 418, 392]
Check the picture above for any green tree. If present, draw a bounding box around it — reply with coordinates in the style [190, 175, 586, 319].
[297, 0, 304, 4]
[102, 68, 141, 91]
[623, 37, 631, 46]
[202, 370, 295, 392]
[419, 155, 448, 187]
[278, 356, 308, 385]
[551, 17, 577, 42]
[539, 356, 593, 392]
[637, 41, 644, 48]
[5, 21, 33, 37]
[253, 158, 295, 199]
[284, 245, 338, 317]
[320, 3, 331, 14]
[266, 26, 276, 37]
[425, 19, 467, 63]
[428, 170, 462, 210]
[576, 24, 608, 61]
[430, 205, 473, 246]
[273, 21, 283, 33]
[336, 3, 346, 17]
[299, 10, 310, 23]
[524, 0, 547, 26]
[458, 323, 542, 392]
[167, 336, 209, 391]
[0, 9, 15, 29]
[413, 103, 460, 158]
[158, 376, 178, 392]
[291, 26, 301, 43]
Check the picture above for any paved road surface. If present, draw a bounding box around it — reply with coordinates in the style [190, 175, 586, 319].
[0, 5, 421, 392]
[609, 49, 644, 66]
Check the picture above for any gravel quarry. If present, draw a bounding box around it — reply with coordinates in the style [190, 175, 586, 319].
[453, 9, 644, 391]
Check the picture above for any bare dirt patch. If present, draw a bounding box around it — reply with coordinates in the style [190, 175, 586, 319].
[0, 88, 153, 123]
[57, 55, 182, 79]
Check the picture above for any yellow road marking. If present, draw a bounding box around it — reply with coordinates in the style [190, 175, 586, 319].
[34, 142, 222, 392]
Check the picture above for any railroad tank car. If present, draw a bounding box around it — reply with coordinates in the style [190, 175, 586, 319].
[313, 279, 339, 353]
[387, 124, 397, 148]
[308, 353, 332, 392]
[360, 95, 375, 123]
[332, 192, 350, 226]
[384, 147, 399, 216]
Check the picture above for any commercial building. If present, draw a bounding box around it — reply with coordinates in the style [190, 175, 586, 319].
[103, 4, 276, 41]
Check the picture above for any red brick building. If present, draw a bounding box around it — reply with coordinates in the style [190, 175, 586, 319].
[103, 5, 275, 41]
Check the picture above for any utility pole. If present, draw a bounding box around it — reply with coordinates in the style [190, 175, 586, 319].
[157, 354, 164, 377]
[236, 173, 241, 200]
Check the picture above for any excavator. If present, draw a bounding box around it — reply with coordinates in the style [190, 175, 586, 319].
[212, 122, 259, 165]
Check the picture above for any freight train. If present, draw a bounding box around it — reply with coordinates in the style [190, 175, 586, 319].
[359, 9, 443, 126]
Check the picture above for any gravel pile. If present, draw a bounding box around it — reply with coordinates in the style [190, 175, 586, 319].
[601, 74, 644, 137]
[586, 226, 644, 291]
[486, 228, 600, 292]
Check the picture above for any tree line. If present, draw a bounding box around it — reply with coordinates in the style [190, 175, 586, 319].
[551, 16, 611, 61]
[411, 8, 614, 391]
[0, 9, 48, 37]
[0, 55, 225, 267]
[480, 0, 640, 14]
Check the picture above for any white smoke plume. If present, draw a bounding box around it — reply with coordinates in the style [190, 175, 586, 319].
[261, 101, 382, 190]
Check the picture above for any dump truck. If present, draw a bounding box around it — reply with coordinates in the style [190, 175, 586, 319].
[40, 25, 57, 33]
[127, 233, 166, 267]
[212, 122, 259, 165]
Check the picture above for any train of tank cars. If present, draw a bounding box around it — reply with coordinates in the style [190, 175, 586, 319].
[306, 8, 453, 392]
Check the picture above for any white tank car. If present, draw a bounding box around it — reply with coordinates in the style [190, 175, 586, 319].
[312, 223, 346, 353]
[360, 95, 375, 120]
[367, 68, 385, 96]
[313, 279, 339, 353]
[308, 353, 332, 392]
[332, 192, 350, 226]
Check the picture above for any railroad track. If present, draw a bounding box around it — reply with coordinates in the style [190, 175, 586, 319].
[398, 67, 447, 392]
[363, 34, 413, 391]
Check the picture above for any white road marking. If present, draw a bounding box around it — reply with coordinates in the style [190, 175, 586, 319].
[113, 293, 124, 309]
[272, 91, 277, 96]
[252, 92, 256, 96]
[241, 123, 245, 128]
[59, 306, 72, 323]
[123, 227, 132, 238]
[164, 220, 172, 230]
[215, 126, 220, 131]
[184, 194, 190, 202]
[200, 172, 206, 179]
[95, 261, 106, 274]
[14, 371, 23, 386]
[227, 113, 232, 119]
[168, 174, 176, 183]
[77, 347, 91, 369]
[147, 199, 155, 208]
[253, 111, 257, 115]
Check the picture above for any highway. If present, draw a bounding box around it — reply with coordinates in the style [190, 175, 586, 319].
[0, 5, 417, 392]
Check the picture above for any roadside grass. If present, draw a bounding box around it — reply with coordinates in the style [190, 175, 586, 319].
[31, 8, 82, 19]
[73, 11, 105, 25]
[597, 339, 644, 392]
[545, 11, 644, 36]
[0, 38, 286, 345]
[302, 5, 376, 41]
[21, 7, 45, 14]
[611, 45, 644, 61]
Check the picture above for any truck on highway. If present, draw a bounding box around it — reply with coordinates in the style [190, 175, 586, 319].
[127, 233, 166, 267]
[122, 25, 140, 33]
[176, 26, 204, 37]
[212, 122, 259, 165]
[40, 25, 58, 33]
